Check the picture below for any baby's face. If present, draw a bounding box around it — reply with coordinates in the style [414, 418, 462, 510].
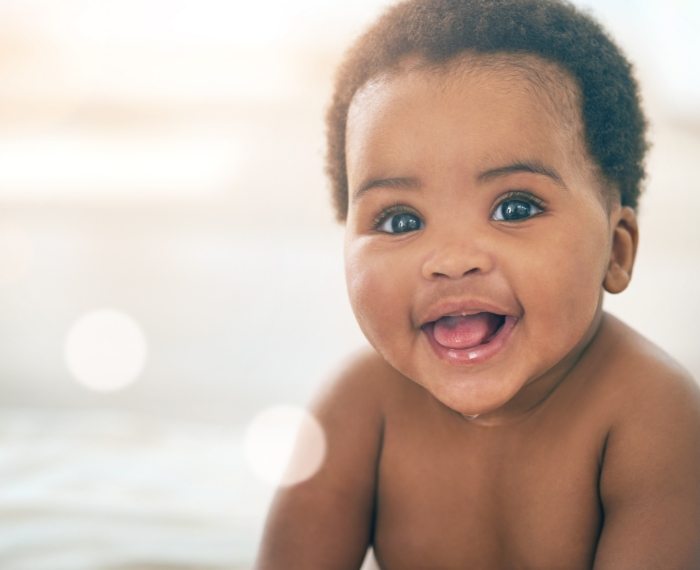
[343, 57, 620, 419]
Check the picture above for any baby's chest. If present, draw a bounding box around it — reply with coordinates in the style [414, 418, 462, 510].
[373, 416, 604, 568]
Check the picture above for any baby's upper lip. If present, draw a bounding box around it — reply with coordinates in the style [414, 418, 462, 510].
[416, 298, 516, 328]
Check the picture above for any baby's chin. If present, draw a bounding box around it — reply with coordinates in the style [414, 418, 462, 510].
[414, 372, 532, 423]
[374, 342, 544, 422]
[433, 391, 513, 421]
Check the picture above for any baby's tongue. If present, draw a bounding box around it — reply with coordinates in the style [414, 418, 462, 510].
[432, 313, 500, 349]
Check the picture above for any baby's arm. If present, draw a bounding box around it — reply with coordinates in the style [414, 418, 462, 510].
[255, 353, 384, 569]
[594, 369, 700, 569]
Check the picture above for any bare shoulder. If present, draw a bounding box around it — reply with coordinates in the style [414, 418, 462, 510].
[592, 313, 700, 569]
[591, 312, 700, 419]
[313, 346, 409, 417]
[255, 348, 404, 569]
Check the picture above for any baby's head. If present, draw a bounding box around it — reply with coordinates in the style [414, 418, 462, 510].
[330, 0, 646, 419]
[326, 0, 648, 220]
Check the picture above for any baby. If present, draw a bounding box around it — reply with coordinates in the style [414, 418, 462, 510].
[257, 0, 700, 568]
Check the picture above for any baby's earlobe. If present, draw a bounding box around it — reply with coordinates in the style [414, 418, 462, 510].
[604, 262, 632, 294]
[603, 206, 638, 294]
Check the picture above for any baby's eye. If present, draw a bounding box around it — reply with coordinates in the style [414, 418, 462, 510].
[491, 195, 544, 222]
[375, 209, 423, 234]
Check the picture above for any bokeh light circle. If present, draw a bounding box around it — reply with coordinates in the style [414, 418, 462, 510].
[64, 308, 147, 392]
[244, 405, 326, 487]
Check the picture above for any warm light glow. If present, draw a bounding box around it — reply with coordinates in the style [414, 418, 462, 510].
[0, 133, 241, 201]
[64, 309, 148, 392]
[244, 405, 326, 487]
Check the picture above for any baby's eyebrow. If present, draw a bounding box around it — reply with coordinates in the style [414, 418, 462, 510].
[352, 176, 421, 200]
[352, 160, 566, 200]
[477, 160, 567, 188]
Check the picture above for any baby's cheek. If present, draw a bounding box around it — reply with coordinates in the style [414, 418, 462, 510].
[540, 245, 605, 329]
[345, 260, 395, 339]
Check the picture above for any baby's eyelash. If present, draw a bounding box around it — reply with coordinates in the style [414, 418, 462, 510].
[496, 190, 546, 209]
[372, 203, 417, 229]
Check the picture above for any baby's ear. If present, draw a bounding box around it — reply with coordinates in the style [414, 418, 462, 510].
[604, 206, 638, 294]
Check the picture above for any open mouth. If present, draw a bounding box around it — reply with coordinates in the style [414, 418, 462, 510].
[426, 312, 505, 349]
[421, 312, 516, 364]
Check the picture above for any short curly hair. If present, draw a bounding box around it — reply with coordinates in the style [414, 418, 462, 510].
[326, 0, 648, 220]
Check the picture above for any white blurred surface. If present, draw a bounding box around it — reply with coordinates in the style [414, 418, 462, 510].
[0, 1, 697, 568]
[0, 410, 266, 569]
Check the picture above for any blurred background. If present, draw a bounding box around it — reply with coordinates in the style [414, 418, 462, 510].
[0, 0, 697, 568]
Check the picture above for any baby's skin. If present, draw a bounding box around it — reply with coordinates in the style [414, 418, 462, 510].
[257, 55, 700, 569]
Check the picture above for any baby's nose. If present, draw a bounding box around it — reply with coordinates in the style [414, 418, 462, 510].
[420, 234, 494, 280]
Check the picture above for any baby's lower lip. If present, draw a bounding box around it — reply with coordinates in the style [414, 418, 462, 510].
[422, 315, 518, 365]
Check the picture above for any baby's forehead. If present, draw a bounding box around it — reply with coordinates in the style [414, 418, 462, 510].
[347, 52, 601, 192]
[358, 52, 583, 130]
[346, 52, 588, 158]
